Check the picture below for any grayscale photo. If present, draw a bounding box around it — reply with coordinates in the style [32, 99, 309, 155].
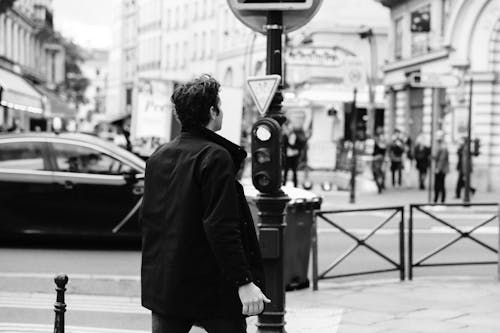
[0, 0, 499, 332]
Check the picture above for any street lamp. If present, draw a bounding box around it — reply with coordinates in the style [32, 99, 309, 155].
[358, 26, 378, 138]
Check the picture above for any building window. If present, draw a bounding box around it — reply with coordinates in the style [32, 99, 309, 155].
[193, 33, 198, 60]
[411, 4, 431, 56]
[126, 88, 133, 106]
[201, 31, 206, 59]
[166, 44, 170, 68]
[441, 0, 451, 36]
[184, 4, 189, 26]
[166, 9, 171, 30]
[394, 17, 403, 60]
[183, 41, 188, 67]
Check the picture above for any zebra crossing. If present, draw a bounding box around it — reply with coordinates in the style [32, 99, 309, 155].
[0, 291, 343, 333]
[0, 323, 149, 333]
[0, 292, 147, 314]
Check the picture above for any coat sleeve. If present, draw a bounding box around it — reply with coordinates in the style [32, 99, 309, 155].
[199, 147, 253, 287]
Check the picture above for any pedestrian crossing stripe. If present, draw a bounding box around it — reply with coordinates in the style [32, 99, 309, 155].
[0, 323, 149, 333]
[0, 292, 148, 314]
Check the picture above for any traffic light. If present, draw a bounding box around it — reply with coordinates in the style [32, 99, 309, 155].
[232, 0, 313, 11]
[252, 117, 282, 193]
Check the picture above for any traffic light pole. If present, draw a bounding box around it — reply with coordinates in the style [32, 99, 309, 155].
[256, 10, 290, 333]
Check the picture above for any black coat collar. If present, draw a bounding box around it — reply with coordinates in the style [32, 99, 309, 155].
[181, 127, 247, 170]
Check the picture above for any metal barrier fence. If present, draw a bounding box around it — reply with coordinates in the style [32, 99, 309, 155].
[409, 203, 499, 280]
[312, 206, 405, 290]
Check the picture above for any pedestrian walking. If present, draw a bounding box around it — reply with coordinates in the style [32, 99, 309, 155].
[140, 75, 269, 333]
[413, 134, 431, 190]
[371, 128, 387, 193]
[434, 136, 449, 203]
[455, 136, 476, 199]
[283, 122, 306, 187]
[389, 129, 405, 187]
[7, 117, 23, 133]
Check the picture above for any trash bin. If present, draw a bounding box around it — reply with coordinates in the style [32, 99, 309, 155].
[244, 183, 322, 290]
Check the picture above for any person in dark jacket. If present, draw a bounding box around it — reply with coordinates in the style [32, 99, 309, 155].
[140, 75, 268, 333]
[413, 134, 431, 190]
[455, 136, 476, 199]
[434, 135, 449, 203]
[389, 129, 405, 187]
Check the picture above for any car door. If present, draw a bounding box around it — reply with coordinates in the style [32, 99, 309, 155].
[48, 140, 142, 235]
[0, 139, 55, 235]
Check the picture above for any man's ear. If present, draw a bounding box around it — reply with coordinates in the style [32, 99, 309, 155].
[209, 106, 217, 120]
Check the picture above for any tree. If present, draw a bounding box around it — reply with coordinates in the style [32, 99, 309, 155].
[0, 0, 17, 15]
[55, 36, 90, 108]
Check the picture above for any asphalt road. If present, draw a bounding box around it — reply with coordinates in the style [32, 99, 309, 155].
[0, 206, 497, 332]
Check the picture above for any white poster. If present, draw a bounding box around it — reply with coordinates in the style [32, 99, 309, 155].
[219, 86, 243, 145]
[135, 80, 173, 139]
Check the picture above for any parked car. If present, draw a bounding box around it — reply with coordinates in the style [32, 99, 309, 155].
[0, 132, 146, 238]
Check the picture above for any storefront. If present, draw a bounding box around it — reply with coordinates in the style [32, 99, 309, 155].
[382, 0, 500, 191]
[0, 67, 44, 131]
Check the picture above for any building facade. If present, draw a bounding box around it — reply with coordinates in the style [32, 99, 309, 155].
[108, 0, 389, 165]
[0, 0, 67, 131]
[380, 0, 500, 191]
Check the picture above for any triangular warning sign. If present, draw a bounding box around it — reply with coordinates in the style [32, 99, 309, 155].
[246, 75, 281, 116]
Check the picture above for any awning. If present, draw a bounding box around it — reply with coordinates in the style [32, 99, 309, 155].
[34, 84, 76, 118]
[296, 84, 386, 108]
[0, 67, 43, 114]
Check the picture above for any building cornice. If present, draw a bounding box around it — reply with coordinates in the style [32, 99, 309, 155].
[382, 49, 450, 73]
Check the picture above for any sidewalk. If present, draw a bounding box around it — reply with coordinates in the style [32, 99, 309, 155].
[299, 170, 499, 211]
[246, 276, 500, 333]
[2, 275, 499, 332]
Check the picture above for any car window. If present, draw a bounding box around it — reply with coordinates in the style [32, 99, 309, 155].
[0, 141, 47, 171]
[52, 143, 132, 175]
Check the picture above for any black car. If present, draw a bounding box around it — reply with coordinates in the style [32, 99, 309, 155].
[0, 132, 146, 238]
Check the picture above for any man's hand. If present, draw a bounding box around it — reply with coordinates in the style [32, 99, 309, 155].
[238, 282, 271, 316]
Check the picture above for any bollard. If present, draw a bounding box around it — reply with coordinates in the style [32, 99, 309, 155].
[53, 274, 68, 333]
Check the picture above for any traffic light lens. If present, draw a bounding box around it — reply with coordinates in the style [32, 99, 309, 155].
[256, 150, 271, 163]
[256, 173, 271, 187]
[255, 125, 272, 141]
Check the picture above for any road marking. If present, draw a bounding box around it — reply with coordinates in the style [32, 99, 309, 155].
[0, 292, 148, 314]
[0, 323, 148, 333]
[0, 272, 140, 281]
[318, 226, 498, 235]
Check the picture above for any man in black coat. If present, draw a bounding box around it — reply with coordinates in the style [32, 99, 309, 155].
[140, 75, 268, 333]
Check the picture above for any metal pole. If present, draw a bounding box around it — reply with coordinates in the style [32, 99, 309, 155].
[349, 89, 358, 204]
[399, 207, 405, 281]
[429, 88, 438, 203]
[312, 213, 319, 291]
[464, 78, 473, 204]
[256, 11, 290, 333]
[409, 206, 413, 280]
[367, 32, 378, 138]
[53, 274, 68, 333]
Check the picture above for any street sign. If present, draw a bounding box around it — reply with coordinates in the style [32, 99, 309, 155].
[233, 0, 313, 11]
[344, 59, 366, 89]
[227, 0, 323, 34]
[247, 75, 281, 116]
[409, 73, 461, 88]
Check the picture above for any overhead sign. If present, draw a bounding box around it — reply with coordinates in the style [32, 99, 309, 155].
[135, 79, 173, 139]
[286, 46, 354, 67]
[247, 75, 281, 116]
[227, 0, 323, 34]
[233, 0, 313, 11]
[409, 73, 461, 88]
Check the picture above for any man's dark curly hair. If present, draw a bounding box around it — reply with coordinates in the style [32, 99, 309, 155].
[171, 74, 221, 129]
